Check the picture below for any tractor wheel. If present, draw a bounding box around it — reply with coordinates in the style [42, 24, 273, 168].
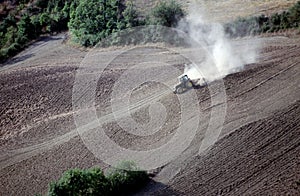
[175, 86, 184, 94]
[187, 81, 193, 88]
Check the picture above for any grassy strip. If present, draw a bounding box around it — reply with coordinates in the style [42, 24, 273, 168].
[225, 1, 300, 37]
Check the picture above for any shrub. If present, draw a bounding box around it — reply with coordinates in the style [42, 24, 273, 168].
[0, 0, 79, 62]
[0, 26, 17, 48]
[39, 12, 51, 32]
[17, 14, 36, 42]
[46, 161, 149, 196]
[68, 0, 141, 47]
[225, 16, 258, 37]
[35, 0, 79, 33]
[225, 1, 300, 37]
[68, 0, 132, 46]
[6, 43, 21, 56]
[35, 0, 48, 9]
[48, 168, 111, 196]
[107, 161, 149, 195]
[289, 1, 300, 27]
[148, 0, 185, 27]
[0, 14, 17, 35]
[122, 1, 140, 28]
[0, 49, 9, 62]
[279, 11, 291, 29]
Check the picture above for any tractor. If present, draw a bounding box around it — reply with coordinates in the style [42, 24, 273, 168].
[173, 74, 207, 94]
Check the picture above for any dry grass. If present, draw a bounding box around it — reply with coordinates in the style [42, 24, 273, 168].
[132, 0, 298, 22]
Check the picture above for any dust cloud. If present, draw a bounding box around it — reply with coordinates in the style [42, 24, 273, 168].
[178, 2, 260, 82]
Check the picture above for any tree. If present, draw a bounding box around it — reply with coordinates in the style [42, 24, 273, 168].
[46, 162, 149, 196]
[122, 0, 140, 28]
[289, 1, 300, 27]
[107, 161, 149, 195]
[16, 14, 36, 44]
[148, 0, 185, 27]
[39, 12, 51, 32]
[48, 168, 111, 196]
[68, 0, 127, 46]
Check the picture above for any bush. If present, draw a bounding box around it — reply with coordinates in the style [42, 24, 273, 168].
[225, 16, 261, 37]
[122, 1, 140, 28]
[0, 49, 9, 62]
[39, 12, 52, 32]
[46, 161, 149, 196]
[107, 161, 149, 195]
[0, 26, 17, 48]
[148, 0, 185, 27]
[16, 14, 36, 44]
[289, 1, 300, 27]
[0, 0, 80, 62]
[0, 14, 17, 36]
[35, 0, 48, 9]
[48, 168, 110, 196]
[225, 1, 300, 37]
[68, 0, 135, 47]
[36, 0, 79, 33]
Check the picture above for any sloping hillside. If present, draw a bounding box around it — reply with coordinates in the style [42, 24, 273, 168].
[0, 1, 300, 195]
[151, 101, 300, 195]
[0, 33, 299, 195]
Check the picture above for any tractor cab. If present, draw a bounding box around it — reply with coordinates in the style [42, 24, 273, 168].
[173, 75, 193, 94]
[180, 75, 189, 83]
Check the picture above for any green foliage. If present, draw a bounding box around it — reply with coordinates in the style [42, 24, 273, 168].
[0, 14, 17, 34]
[2, 0, 299, 61]
[36, 0, 79, 33]
[289, 1, 300, 27]
[68, 0, 140, 47]
[48, 168, 110, 196]
[0, 26, 17, 48]
[39, 13, 51, 28]
[92, 0, 185, 47]
[15, 14, 36, 46]
[225, 1, 300, 37]
[35, 0, 48, 9]
[122, 1, 140, 28]
[46, 161, 149, 196]
[0, 0, 79, 62]
[97, 25, 187, 48]
[68, 0, 112, 46]
[148, 0, 185, 27]
[31, 14, 42, 35]
[67, 0, 186, 47]
[225, 16, 260, 37]
[107, 161, 149, 195]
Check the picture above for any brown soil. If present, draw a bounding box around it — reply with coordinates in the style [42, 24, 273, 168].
[0, 32, 299, 196]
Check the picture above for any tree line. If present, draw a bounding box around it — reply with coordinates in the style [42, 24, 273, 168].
[1, 0, 300, 62]
[0, 0, 185, 62]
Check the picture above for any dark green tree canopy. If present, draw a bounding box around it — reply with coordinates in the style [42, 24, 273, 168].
[47, 161, 149, 196]
[68, 0, 139, 47]
[149, 0, 185, 27]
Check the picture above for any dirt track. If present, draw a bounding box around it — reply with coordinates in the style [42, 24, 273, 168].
[0, 32, 300, 195]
